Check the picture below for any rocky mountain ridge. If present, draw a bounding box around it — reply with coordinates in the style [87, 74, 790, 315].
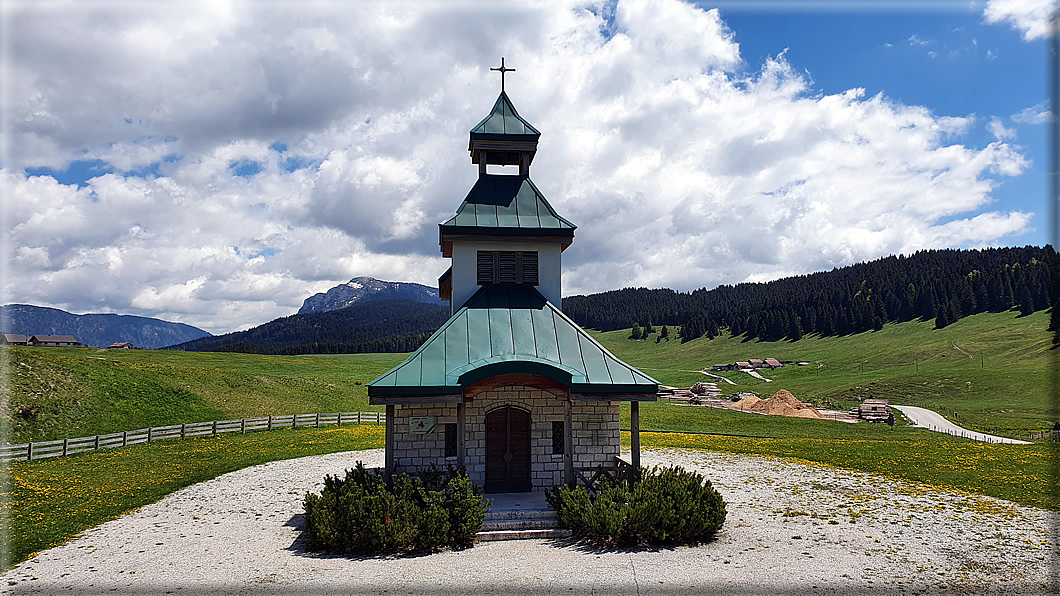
[298, 276, 446, 314]
[0, 304, 211, 349]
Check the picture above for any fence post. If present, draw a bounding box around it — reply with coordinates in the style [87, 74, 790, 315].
[27, 442, 33, 461]
[292, 415, 296, 429]
[241, 418, 246, 435]
[376, 412, 381, 426]
[212, 420, 218, 438]
[123, 431, 128, 447]
[63, 438, 68, 456]
[315, 413, 320, 427]
[357, 411, 362, 425]
[268, 416, 273, 431]
[94, 435, 100, 451]
[148, 427, 153, 443]
[337, 412, 343, 427]
[181, 424, 186, 440]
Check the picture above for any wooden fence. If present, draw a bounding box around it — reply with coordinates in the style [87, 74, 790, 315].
[0, 411, 385, 463]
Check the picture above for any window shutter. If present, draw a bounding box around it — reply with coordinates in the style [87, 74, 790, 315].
[498, 251, 519, 284]
[477, 251, 495, 285]
[476, 250, 540, 285]
[521, 252, 538, 284]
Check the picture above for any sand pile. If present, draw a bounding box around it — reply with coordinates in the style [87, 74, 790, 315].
[733, 390, 823, 419]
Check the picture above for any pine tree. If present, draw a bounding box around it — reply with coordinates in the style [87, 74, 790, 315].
[630, 323, 642, 340]
[1018, 286, 1035, 317]
[935, 302, 951, 329]
[660, 325, 669, 340]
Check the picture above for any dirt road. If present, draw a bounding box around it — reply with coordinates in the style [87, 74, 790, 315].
[891, 405, 1031, 445]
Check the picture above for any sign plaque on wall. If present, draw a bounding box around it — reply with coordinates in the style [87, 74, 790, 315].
[409, 416, 436, 435]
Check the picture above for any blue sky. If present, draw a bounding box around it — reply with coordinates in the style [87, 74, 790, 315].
[719, 3, 1050, 247]
[2, 0, 1054, 333]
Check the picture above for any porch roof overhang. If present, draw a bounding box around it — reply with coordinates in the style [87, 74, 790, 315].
[367, 285, 658, 405]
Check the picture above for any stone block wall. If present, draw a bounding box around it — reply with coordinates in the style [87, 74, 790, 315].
[390, 403, 458, 473]
[390, 385, 620, 492]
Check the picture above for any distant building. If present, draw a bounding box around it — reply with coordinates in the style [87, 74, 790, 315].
[764, 358, 783, 369]
[2, 334, 29, 346]
[29, 335, 81, 347]
[859, 399, 891, 423]
[108, 342, 134, 349]
[735, 361, 751, 369]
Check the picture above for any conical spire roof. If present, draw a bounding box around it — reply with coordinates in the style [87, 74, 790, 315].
[470, 91, 541, 138]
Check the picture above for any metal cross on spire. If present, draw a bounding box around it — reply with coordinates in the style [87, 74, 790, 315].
[490, 57, 515, 93]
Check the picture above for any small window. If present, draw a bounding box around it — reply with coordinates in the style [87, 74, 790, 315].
[477, 251, 538, 285]
[551, 421, 565, 455]
[445, 423, 458, 458]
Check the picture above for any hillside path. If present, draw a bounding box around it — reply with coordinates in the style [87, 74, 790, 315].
[891, 404, 1031, 445]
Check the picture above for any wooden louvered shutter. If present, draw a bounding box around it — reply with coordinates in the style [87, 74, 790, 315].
[476, 250, 540, 285]
[477, 251, 494, 285]
[520, 252, 538, 284]
[498, 251, 519, 284]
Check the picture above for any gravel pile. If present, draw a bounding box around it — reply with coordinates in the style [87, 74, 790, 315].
[3, 448, 1054, 595]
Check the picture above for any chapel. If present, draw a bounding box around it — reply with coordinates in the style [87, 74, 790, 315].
[368, 61, 658, 493]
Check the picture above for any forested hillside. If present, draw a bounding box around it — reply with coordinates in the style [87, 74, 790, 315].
[168, 299, 449, 354]
[563, 246, 1056, 342]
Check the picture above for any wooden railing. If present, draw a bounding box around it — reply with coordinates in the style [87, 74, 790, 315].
[0, 411, 385, 463]
[572, 456, 637, 495]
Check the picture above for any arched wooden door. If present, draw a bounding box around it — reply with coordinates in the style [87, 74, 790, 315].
[485, 406, 532, 493]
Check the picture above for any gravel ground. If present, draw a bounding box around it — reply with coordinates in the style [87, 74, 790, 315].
[3, 448, 1055, 595]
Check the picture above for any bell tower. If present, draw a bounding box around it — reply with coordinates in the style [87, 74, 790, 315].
[438, 59, 576, 313]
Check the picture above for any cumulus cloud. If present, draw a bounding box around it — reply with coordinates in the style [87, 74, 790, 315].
[983, 0, 1058, 40]
[1012, 101, 1055, 123]
[2, 0, 1035, 333]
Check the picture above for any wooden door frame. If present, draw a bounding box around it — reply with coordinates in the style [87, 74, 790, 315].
[484, 404, 532, 493]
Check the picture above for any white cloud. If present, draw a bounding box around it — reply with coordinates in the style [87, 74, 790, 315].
[1012, 101, 1055, 123]
[988, 116, 1017, 140]
[983, 0, 1058, 41]
[2, 0, 1035, 334]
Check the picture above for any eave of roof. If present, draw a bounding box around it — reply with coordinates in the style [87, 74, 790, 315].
[368, 285, 657, 399]
[439, 175, 576, 234]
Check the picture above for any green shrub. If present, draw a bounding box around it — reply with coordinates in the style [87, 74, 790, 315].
[302, 462, 490, 555]
[545, 465, 726, 547]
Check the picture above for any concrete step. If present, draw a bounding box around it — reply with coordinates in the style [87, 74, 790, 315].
[481, 518, 561, 531]
[483, 509, 558, 521]
[476, 528, 572, 542]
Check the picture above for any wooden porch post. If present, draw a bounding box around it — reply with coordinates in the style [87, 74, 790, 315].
[384, 404, 395, 475]
[564, 398, 574, 486]
[631, 400, 641, 480]
[456, 400, 466, 469]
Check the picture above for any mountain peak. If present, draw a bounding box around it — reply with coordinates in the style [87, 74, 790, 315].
[298, 277, 445, 315]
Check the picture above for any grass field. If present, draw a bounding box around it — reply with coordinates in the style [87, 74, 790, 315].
[592, 310, 1056, 439]
[1, 425, 385, 569]
[1, 309, 1055, 569]
[3, 348, 404, 443]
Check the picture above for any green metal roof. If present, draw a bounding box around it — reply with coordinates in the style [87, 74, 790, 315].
[470, 92, 541, 139]
[440, 175, 576, 235]
[368, 285, 658, 397]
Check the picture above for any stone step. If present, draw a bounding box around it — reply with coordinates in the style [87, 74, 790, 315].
[476, 528, 572, 542]
[481, 518, 561, 531]
[483, 509, 558, 521]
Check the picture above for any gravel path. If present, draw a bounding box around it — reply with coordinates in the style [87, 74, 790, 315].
[4, 448, 1055, 595]
[891, 405, 1031, 444]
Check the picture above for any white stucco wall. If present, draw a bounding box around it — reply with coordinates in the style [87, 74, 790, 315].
[449, 241, 562, 312]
